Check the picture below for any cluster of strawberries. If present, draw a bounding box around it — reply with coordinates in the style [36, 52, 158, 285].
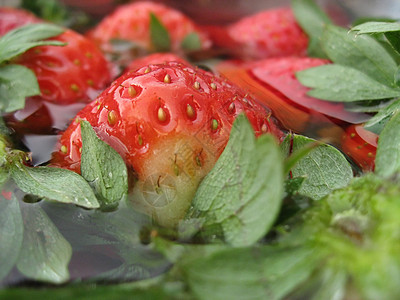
[0, 2, 377, 224]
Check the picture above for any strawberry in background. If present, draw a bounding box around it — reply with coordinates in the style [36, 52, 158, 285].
[0, 7, 41, 35]
[215, 57, 370, 144]
[207, 7, 309, 60]
[86, 1, 212, 66]
[51, 62, 283, 226]
[0, 7, 112, 135]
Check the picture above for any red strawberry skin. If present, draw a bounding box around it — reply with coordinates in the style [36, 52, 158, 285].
[0, 8, 112, 135]
[0, 7, 41, 35]
[124, 52, 189, 74]
[209, 7, 309, 60]
[51, 62, 283, 226]
[215, 57, 370, 143]
[342, 124, 378, 172]
[16, 29, 112, 105]
[87, 1, 212, 54]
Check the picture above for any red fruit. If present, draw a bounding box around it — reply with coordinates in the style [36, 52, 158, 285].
[87, 2, 212, 55]
[0, 8, 112, 135]
[16, 29, 112, 105]
[208, 7, 309, 60]
[124, 53, 189, 74]
[0, 7, 40, 35]
[51, 62, 283, 226]
[342, 124, 378, 172]
[215, 57, 369, 143]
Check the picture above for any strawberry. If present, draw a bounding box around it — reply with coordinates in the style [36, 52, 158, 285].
[0, 7, 40, 35]
[86, 2, 212, 56]
[208, 7, 309, 60]
[15, 28, 112, 105]
[341, 124, 378, 172]
[124, 52, 189, 74]
[0, 7, 112, 135]
[215, 57, 370, 143]
[51, 62, 283, 227]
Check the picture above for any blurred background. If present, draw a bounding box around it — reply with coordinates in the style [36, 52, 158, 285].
[59, 0, 400, 23]
[1, 0, 398, 24]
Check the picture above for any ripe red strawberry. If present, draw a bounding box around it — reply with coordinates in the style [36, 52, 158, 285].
[124, 52, 189, 74]
[86, 2, 212, 55]
[16, 28, 112, 105]
[208, 7, 309, 60]
[342, 124, 378, 172]
[215, 57, 370, 143]
[51, 62, 283, 226]
[0, 7, 112, 135]
[0, 7, 40, 35]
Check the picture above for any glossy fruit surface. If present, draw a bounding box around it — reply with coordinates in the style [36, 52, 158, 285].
[51, 62, 283, 226]
[16, 29, 112, 105]
[124, 52, 188, 74]
[342, 124, 378, 172]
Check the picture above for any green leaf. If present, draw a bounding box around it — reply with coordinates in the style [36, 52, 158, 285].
[309, 269, 347, 300]
[0, 64, 40, 113]
[309, 174, 400, 299]
[0, 116, 12, 136]
[291, 0, 332, 58]
[284, 176, 306, 197]
[352, 17, 398, 27]
[21, 0, 91, 30]
[150, 13, 171, 52]
[22, 0, 68, 24]
[16, 203, 72, 283]
[375, 112, 400, 177]
[385, 32, 400, 56]
[80, 121, 128, 210]
[0, 191, 23, 281]
[0, 279, 183, 299]
[181, 32, 202, 51]
[10, 163, 99, 208]
[186, 115, 284, 246]
[350, 20, 400, 61]
[297, 64, 400, 102]
[0, 23, 65, 63]
[184, 245, 318, 300]
[281, 134, 353, 200]
[321, 25, 398, 87]
[0, 168, 9, 187]
[283, 136, 322, 175]
[351, 21, 400, 34]
[364, 98, 400, 134]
